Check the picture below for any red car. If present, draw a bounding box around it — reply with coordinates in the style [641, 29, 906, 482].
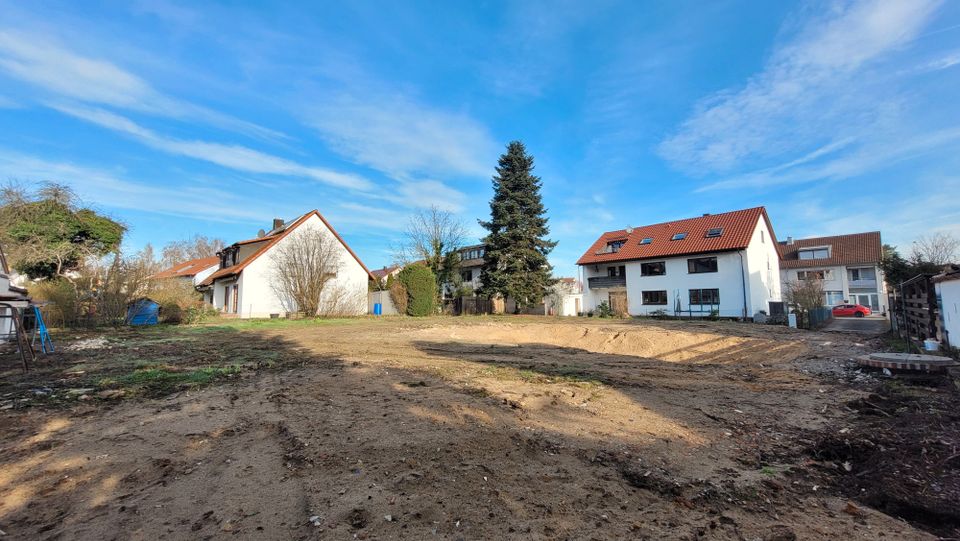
[832, 303, 872, 317]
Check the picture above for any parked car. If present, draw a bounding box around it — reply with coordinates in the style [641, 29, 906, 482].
[832, 303, 872, 317]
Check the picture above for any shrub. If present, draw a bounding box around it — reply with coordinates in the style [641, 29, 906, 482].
[388, 280, 408, 315]
[398, 263, 436, 316]
[596, 300, 614, 318]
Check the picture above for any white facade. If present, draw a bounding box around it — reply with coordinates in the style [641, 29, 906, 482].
[581, 217, 781, 318]
[191, 264, 218, 287]
[935, 278, 960, 350]
[779, 263, 887, 313]
[207, 213, 369, 318]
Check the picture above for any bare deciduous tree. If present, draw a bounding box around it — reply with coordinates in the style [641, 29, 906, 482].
[270, 228, 343, 317]
[783, 277, 826, 314]
[393, 205, 468, 298]
[910, 232, 959, 266]
[161, 235, 226, 266]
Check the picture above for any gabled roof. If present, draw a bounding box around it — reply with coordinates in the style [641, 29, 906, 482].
[777, 232, 882, 269]
[200, 210, 376, 286]
[933, 264, 960, 284]
[150, 256, 220, 280]
[577, 207, 774, 265]
[371, 265, 401, 280]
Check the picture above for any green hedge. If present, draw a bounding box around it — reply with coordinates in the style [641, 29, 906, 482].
[398, 263, 436, 316]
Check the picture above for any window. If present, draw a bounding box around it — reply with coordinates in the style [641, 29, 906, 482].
[461, 270, 473, 282]
[607, 240, 625, 253]
[705, 227, 723, 238]
[639, 237, 652, 245]
[607, 265, 626, 277]
[761, 230, 765, 243]
[687, 257, 718, 273]
[642, 290, 668, 305]
[689, 288, 720, 305]
[825, 291, 844, 306]
[671, 232, 687, 241]
[798, 247, 830, 260]
[640, 261, 666, 276]
[848, 267, 876, 281]
[797, 269, 831, 280]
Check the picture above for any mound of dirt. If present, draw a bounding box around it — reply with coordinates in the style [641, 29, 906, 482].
[414, 322, 807, 364]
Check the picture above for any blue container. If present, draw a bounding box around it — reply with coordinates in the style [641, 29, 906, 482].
[373, 303, 382, 316]
[126, 298, 160, 326]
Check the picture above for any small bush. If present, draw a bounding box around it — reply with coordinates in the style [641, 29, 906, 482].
[389, 280, 408, 315]
[596, 301, 614, 318]
[398, 263, 436, 316]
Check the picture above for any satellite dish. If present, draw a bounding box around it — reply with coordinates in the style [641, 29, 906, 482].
[257, 229, 266, 238]
[625, 226, 634, 234]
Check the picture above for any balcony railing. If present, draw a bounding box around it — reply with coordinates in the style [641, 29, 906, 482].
[848, 279, 877, 289]
[587, 276, 626, 289]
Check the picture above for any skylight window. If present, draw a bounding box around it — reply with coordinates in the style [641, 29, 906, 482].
[671, 232, 687, 241]
[705, 227, 723, 238]
[639, 237, 652, 245]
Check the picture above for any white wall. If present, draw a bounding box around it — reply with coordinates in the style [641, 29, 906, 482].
[936, 280, 960, 350]
[779, 263, 887, 313]
[237, 214, 368, 318]
[743, 216, 782, 316]
[192, 264, 219, 287]
[582, 251, 748, 317]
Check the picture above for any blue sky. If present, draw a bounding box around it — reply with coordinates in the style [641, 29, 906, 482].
[1, 0, 959, 277]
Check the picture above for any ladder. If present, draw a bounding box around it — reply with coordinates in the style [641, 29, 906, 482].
[32, 305, 54, 354]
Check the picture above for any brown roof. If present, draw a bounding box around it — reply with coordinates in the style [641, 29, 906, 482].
[933, 264, 960, 283]
[371, 265, 401, 279]
[777, 232, 882, 269]
[150, 256, 220, 280]
[200, 210, 376, 286]
[577, 207, 775, 265]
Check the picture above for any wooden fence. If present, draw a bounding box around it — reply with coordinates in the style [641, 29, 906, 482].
[889, 274, 939, 350]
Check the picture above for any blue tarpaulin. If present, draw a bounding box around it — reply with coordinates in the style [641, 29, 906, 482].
[126, 298, 159, 326]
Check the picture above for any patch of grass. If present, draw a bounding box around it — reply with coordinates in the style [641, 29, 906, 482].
[760, 466, 777, 476]
[879, 332, 912, 353]
[104, 365, 243, 397]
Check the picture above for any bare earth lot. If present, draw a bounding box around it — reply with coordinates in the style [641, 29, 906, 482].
[1, 317, 957, 540]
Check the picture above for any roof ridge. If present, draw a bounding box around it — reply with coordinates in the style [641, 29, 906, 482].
[594, 206, 764, 237]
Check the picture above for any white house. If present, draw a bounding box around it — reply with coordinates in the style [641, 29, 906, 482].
[777, 232, 886, 313]
[150, 255, 220, 286]
[934, 265, 960, 351]
[576, 207, 782, 318]
[197, 210, 374, 318]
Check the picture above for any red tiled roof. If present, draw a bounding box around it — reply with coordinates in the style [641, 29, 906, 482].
[576, 207, 774, 265]
[371, 265, 401, 279]
[150, 256, 220, 280]
[777, 232, 882, 269]
[199, 210, 376, 286]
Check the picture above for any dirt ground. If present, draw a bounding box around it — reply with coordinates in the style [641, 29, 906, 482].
[1, 316, 957, 540]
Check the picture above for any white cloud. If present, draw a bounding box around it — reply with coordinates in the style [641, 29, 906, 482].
[50, 103, 373, 191]
[0, 94, 18, 108]
[658, 0, 942, 174]
[0, 150, 265, 222]
[307, 93, 498, 180]
[0, 28, 286, 142]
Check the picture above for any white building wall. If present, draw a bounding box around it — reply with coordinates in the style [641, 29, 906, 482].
[743, 216, 783, 316]
[779, 263, 887, 313]
[237, 214, 368, 318]
[936, 280, 960, 350]
[581, 251, 750, 317]
[192, 264, 219, 287]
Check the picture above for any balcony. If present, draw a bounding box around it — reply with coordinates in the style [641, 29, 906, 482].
[848, 279, 877, 290]
[588, 276, 626, 289]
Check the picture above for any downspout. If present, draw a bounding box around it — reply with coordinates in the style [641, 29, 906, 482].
[738, 250, 749, 319]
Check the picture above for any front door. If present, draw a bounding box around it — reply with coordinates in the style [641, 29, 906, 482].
[609, 291, 628, 317]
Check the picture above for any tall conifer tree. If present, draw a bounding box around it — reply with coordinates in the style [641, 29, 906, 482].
[479, 141, 557, 310]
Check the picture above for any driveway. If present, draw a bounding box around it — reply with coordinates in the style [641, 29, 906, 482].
[823, 315, 889, 334]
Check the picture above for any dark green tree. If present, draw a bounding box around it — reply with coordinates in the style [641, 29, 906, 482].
[0, 183, 125, 279]
[881, 243, 941, 287]
[397, 263, 437, 316]
[478, 141, 557, 311]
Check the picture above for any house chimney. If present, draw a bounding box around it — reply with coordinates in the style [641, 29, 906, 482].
[272, 218, 284, 231]
[787, 236, 794, 245]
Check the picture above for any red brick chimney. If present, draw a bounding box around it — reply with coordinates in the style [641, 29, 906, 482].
[272, 218, 284, 231]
